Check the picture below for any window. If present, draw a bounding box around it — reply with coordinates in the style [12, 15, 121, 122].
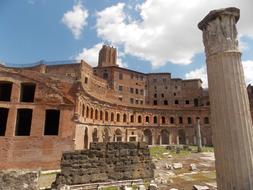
[188, 117, 192, 124]
[118, 97, 123, 101]
[179, 117, 183, 124]
[86, 107, 89, 118]
[130, 88, 134, 93]
[194, 98, 199, 107]
[84, 77, 88, 84]
[100, 111, 103, 120]
[123, 114, 127, 122]
[170, 117, 174, 124]
[138, 115, 142, 123]
[153, 100, 157, 105]
[0, 82, 12, 101]
[140, 100, 143, 105]
[135, 89, 139, 94]
[105, 111, 109, 121]
[174, 93, 176, 96]
[15, 109, 33, 136]
[154, 94, 157, 98]
[103, 73, 108, 79]
[154, 86, 157, 90]
[44, 110, 60, 135]
[130, 98, 134, 104]
[164, 100, 168, 105]
[175, 86, 178, 89]
[95, 109, 98, 120]
[153, 78, 157, 83]
[0, 108, 9, 136]
[153, 116, 158, 124]
[119, 73, 123, 80]
[204, 117, 209, 124]
[20, 83, 36, 102]
[206, 101, 210, 106]
[161, 116, 166, 124]
[146, 116, 150, 123]
[82, 104, 85, 117]
[140, 89, 144, 95]
[117, 113, 120, 122]
[118, 85, 123, 91]
[111, 113, 114, 122]
[186, 100, 190, 104]
[135, 99, 139, 104]
[130, 115, 134, 123]
[175, 100, 179, 104]
[161, 93, 164, 98]
[90, 108, 94, 119]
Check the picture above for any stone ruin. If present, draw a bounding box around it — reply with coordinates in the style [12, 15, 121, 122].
[52, 142, 155, 189]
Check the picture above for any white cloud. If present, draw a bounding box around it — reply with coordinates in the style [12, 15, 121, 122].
[185, 67, 208, 88]
[75, 43, 127, 68]
[62, 1, 88, 39]
[185, 60, 253, 88]
[96, 0, 253, 68]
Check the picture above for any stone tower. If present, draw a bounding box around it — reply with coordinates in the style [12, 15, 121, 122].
[198, 7, 253, 189]
[98, 45, 118, 67]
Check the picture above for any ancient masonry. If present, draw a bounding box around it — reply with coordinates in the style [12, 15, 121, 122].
[52, 142, 154, 189]
[0, 25, 253, 170]
[199, 7, 253, 189]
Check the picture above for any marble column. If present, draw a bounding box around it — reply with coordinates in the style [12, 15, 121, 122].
[198, 7, 253, 189]
[196, 119, 203, 152]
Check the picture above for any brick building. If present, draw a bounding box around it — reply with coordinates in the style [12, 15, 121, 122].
[0, 45, 252, 170]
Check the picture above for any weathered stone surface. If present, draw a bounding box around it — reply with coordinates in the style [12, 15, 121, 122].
[52, 142, 155, 189]
[193, 185, 209, 190]
[0, 171, 39, 190]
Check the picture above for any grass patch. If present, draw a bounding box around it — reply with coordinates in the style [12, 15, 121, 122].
[101, 187, 118, 190]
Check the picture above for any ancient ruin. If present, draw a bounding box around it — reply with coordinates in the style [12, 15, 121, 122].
[52, 142, 154, 189]
[199, 7, 253, 189]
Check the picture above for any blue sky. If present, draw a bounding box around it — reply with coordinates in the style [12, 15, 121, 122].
[0, 0, 253, 87]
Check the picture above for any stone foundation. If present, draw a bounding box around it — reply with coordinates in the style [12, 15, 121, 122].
[0, 171, 39, 190]
[52, 142, 155, 188]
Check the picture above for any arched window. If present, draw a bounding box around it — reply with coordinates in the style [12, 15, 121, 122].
[204, 117, 209, 124]
[161, 116, 166, 124]
[90, 108, 94, 119]
[100, 110, 103, 120]
[179, 116, 183, 124]
[187, 117, 192, 124]
[138, 115, 142, 123]
[105, 111, 108, 121]
[146, 116, 150, 123]
[153, 116, 158, 124]
[82, 104, 85, 117]
[123, 114, 127, 123]
[86, 107, 89, 118]
[111, 113, 114, 122]
[117, 113, 120, 122]
[170, 117, 174, 124]
[130, 115, 134, 123]
[95, 109, 98, 120]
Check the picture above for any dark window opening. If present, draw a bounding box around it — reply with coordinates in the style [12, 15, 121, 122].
[119, 73, 123, 80]
[84, 77, 88, 84]
[194, 98, 199, 107]
[44, 110, 60, 135]
[117, 114, 120, 122]
[187, 117, 192, 124]
[130, 115, 134, 123]
[138, 116, 142, 123]
[161, 117, 166, 124]
[179, 117, 183, 124]
[105, 111, 108, 121]
[123, 114, 127, 122]
[0, 108, 9, 136]
[20, 83, 36, 102]
[153, 100, 157, 105]
[111, 113, 114, 122]
[175, 100, 179, 104]
[146, 116, 150, 123]
[164, 100, 168, 105]
[154, 116, 158, 124]
[161, 93, 164, 98]
[174, 93, 176, 96]
[186, 100, 190, 104]
[0, 82, 12, 101]
[204, 117, 209, 124]
[170, 117, 174, 124]
[154, 93, 157, 98]
[103, 73, 108, 79]
[95, 110, 98, 120]
[15, 109, 33, 136]
[100, 111, 103, 120]
[206, 101, 210, 106]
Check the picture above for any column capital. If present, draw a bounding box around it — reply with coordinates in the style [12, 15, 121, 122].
[198, 7, 240, 57]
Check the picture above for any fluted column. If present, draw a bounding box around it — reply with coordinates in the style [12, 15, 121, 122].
[198, 7, 253, 190]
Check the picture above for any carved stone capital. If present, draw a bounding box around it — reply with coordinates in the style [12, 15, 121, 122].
[198, 7, 240, 56]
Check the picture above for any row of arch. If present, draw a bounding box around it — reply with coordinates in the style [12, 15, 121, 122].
[80, 103, 210, 125]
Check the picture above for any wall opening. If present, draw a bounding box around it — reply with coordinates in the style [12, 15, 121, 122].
[170, 117, 175, 124]
[194, 98, 199, 107]
[161, 129, 169, 144]
[138, 115, 142, 123]
[20, 83, 36, 102]
[179, 117, 183, 124]
[153, 116, 158, 124]
[130, 115, 134, 123]
[0, 108, 9, 136]
[143, 129, 152, 145]
[161, 116, 166, 124]
[111, 113, 114, 122]
[15, 109, 33, 136]
[44, 109, 60, 135]
[146, 116, 150, 123]
[0, 82, 13, 101]
[123, 114, 127, 122]
[117, 113, 120, 122]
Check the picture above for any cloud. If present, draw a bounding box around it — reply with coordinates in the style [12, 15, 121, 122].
[96, 0, 253, 68]
[62, 1, 88, 39]
[75, 43, 127, 67]
[185, 67, 208, 88]
[185, 60, 253, 88]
